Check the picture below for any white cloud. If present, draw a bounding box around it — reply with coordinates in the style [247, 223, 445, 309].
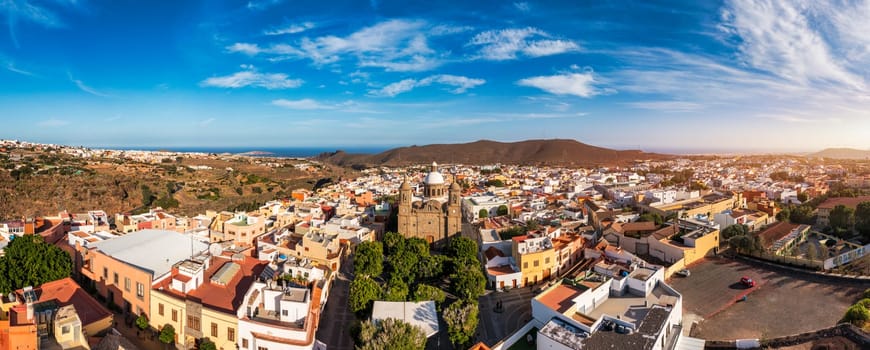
[200, 68, 303, 89]
[264, 22, 315, 36]
[227, 19, 450, 72]
[468, 27, 580, 60]
[68, 73, 109, 97]
[199, 118, 216, 126]
[271, 98, 333, 110]
[429, 24, 473, 36]
[1, 0, 65, 47]
[246, 0, 284, 10]
[37, 118, 69, 127]
[517, 72, 602, 97]
[369, 74, 485, 97]
[514, 2, 530, 12]
[5, 61, 34, 76]
[626, 101, 703, 112]
[719, 0, 865, 91]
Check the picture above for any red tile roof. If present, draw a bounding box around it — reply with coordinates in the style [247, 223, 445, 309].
[536, 285, 585, 314]
[16, 277, 112, 328]
[817, 196, 870, 210]
[757, 222, 800, 248]
[154, 256, 266, 314]
[483, 246, 505, 260]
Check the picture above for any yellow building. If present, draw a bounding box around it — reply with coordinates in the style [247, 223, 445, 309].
[149, 254, 264, 349]
[512, 235, 557, 286]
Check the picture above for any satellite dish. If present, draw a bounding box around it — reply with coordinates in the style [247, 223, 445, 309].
[209, 243, 223, 257]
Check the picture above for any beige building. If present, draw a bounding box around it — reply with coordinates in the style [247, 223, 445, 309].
[397, 162, 462, 247]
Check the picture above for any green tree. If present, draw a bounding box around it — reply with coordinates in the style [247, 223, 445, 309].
[721, 224, 748, 240]
[354, 241, 384, 277]
[444, 301, 479, 347]
[485, 179, 505, 187]
[776, 208, 791, 222]
[638, 213, 663, 226]
[159, 324, 176, 345]
[383, 276, 409, 302]
[416, 255, 445, 280]
[140, 185, 155, 208]
[497, 205, 509, 216]
[383, 231, 406, 256]
[478, 208, 489, 219]
[406, 237, 430, 258]
[526, 219, 540, 231]
[349, 277, 381, 314]
[841, 304, 870, 327]
[412, 283, 446, 305]
[357, 318, 426, 350]
[797, 192, 809, 203]
[386, 249, 419, 281]
[830, 204, 855, 232]
[728, 235, 752, 254]
[199, 339, 217, 350]
[135, 313, 149, 331]
[789, 205, 815, 225]
[855, 202, 870, 239]
[0, 234, 73, 294]
[448, 237, 478, 260]
[450, 265, 486, 301]
[751, 235, 764, 253]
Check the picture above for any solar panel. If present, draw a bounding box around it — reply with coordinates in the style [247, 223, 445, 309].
[260, 265, 275, 281]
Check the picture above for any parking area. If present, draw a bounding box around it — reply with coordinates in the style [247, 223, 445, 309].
[668, 257, 869, 340]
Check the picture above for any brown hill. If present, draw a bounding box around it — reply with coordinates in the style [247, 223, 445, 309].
[317, 139, 670, 167]
[807, 148, 870, 159]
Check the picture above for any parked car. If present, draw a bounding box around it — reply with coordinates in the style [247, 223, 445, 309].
[675, 269, 690, 277]
[740, 276, 756, 287]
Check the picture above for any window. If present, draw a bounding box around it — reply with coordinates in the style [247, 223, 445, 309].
[103, 267, 108, 279]
[211, 323, 218, 337]
[124, 277, 131, 291]
[242, 339, 248, 349]
[158, 303, 164, 316]
[113, 272, 119, 284]
[258, 347, 268, 350]
[136, 282, 144, 300]
[282, 310, 288, 316]
[545, 257, 550, 264]
[228, 328, 235, 341]
[523, 262, 528, 269]
[62, 326, 70, 334]
[187, 315, 201, 331]
[534, 260, 539, 267]
[172, 310, 177, 322]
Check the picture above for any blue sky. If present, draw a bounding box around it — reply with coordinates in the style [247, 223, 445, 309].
[1, 0, 869, 153]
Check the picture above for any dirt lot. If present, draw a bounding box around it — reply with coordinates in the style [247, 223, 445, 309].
[668, 257, 869, 341]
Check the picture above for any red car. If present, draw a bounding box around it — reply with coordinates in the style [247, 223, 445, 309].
[740, 276, 756, 287]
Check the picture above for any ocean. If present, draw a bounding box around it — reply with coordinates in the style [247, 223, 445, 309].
[106, 146, 393, 157]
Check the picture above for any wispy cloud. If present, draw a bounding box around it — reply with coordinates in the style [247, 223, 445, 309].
[517, 71, 604, 98]
[514, 2, 530, 12]
[246, 0, 284, 11]
[199, 118, 216, 126]
[5, 61, 34, 76]
[719, 0, 866, 91]
[1, 0, 66, 47]
[271, 98, 334, 110]
[37, 118, 69, 127]
[68, 73, 109, 97]
[227, 19, 453, 72]
[200, 66, 303, 89]
[264, 22, 314, 36]
[468, 27, 580, 60]
[369, 74, 485, 97]
[626, 101, 703, 112]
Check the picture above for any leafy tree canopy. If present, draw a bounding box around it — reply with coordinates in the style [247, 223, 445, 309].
[447, 237, 478, 261]
[450, 265, 486, 301]
[159, 325, 176, 345]
[349, 277, 381, 314]
[0, 234, 72, 294]
[354, 241, 384, 277]
[412, 283, 446, 305]
[444, 301, 480, 347]
[357, 318, 426, 350]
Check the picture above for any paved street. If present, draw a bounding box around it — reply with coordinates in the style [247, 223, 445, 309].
[477, 287, 535, 346]
[315, 255, 356, 350]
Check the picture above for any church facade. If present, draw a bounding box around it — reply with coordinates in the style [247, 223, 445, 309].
[397, 162, 462, 248]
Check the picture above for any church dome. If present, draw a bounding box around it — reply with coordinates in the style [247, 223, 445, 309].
[424, 171, 444, 185]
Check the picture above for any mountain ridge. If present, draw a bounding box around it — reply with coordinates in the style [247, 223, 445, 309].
[315, 139, 670, 167]
[807, 148, 870, 159]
